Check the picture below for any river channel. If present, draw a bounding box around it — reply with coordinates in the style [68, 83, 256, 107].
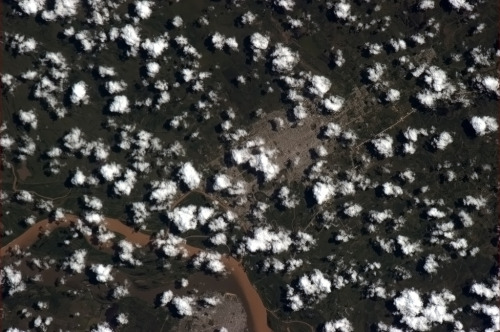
[0, 214, 272, 332]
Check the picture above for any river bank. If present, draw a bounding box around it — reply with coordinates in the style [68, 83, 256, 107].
[1, 214, 271, 332]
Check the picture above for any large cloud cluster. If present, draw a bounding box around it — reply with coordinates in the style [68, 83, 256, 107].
[7, 33, 37, 55]
[392, 288, 455, 331]
[241, 226, 292, 254]
[469, 280, 500, 300]
[166, 205, 219, 234]
[471, 303, 500, 332]
[415, 66, 456, 109]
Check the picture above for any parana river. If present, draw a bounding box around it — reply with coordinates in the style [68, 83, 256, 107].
[0, 214, 272, 332]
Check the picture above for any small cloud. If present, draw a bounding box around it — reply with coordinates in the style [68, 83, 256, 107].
[312, 181, 335, 205]
[159, 290, 174, 306]
[333, 1, 352, 20]
[146, 62, 160, 77]
[322, 95, 344, 113]
[141, 36, 169, 58]
[385, 89, 400, 102]
[100, 162, 122, 181]
[432, 131, 453, 150]
[241, 11, 257, 25]
[191, 251, 226, 274]
[171, 16, 184, 28]
[274, 0, 295, 11]
[171, 296, 194, 316]
[448, 0, 474, 11]
[62, 249, 87, 273]
[17, 109, 38, 129]
[323, 318, 353, 332]
[70, 81, 89, 105]
[167, 205, 198, 233]
[418, 0, 435, 10]
[308, 75, 331, 98]
[120, 25, 141, 56]
[90, 264, 114, 283]
[135, 0, 153, 19]
[91, 322, 113, 332]
[371, 134, 394, 158]
[105, 80, 127, 94]
[270, 44, 299, 73]
[469, 116, 498, 136]
[177, 162, 201, 189]
[109, 95, 130, 114]
[1, 265, 27, 296]
[17, 0, 46, 16]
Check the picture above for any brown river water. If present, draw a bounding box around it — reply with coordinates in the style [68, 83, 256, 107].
[0, 214, 272, 332]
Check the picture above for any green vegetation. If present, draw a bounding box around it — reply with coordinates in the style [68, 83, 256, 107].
[2, 0, 498, 331]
